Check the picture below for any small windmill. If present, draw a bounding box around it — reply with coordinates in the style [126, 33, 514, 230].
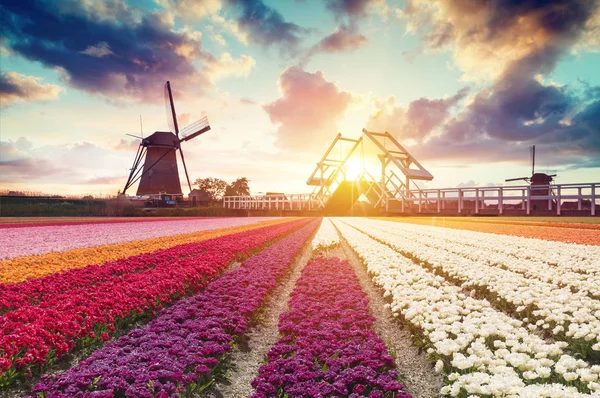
[505, 145, 557, 185]
[505, 145, 557, 211]
[122, 81, 211, 196]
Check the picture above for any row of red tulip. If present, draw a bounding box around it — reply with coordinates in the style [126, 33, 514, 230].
[29, 220, 319, 398]
[0, 218, 310, 388]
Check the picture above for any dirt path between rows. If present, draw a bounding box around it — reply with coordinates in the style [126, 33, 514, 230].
[198, 242, 314, 398]
[199, 226, 443, 398]
[338, 237, 445, 398]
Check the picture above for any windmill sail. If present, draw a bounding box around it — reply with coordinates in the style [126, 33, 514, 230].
[164, 81, 179, 135]
[180, 116, 211, 142]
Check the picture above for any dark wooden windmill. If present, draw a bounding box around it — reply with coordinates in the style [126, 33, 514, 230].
[505, 145, 557, 210]
[122, 81, 211, 196]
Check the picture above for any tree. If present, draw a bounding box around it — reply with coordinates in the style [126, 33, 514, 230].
[193, 177, 228, 202]
[225, 177, 251, 196]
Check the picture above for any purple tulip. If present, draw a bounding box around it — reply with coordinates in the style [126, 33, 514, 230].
[251, 256, 411, 397]
[29, 220, 319, 397]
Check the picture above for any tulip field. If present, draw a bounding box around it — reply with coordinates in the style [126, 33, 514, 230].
[1, 216, 600, 397]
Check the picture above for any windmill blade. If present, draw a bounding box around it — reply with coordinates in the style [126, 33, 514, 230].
[178, 146, 193, 192]
[505, 177, 530, 182]
[126, 133, 143, 140]
[164, 81, 179, 136]
[180, 116, 211, 142]
[123, 144, 146, 194]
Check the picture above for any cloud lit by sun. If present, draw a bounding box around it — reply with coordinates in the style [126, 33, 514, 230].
[1, 0, 599, 196]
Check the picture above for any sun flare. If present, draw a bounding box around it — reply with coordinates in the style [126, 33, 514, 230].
[344, 158, 364, 181]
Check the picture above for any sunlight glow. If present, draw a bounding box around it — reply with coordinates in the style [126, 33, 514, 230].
[345, 158, 364, 181]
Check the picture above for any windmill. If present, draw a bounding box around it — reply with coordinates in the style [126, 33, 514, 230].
[122, 81, 211, 196]
[505, 145, 557, 185]
[505, 145, 557, 210]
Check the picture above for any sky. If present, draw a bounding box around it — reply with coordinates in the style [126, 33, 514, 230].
[1, 0, 599, 197]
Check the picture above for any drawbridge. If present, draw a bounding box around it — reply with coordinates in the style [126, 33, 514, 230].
[305, 129, 433, 214]
[223, 129, 598, 216]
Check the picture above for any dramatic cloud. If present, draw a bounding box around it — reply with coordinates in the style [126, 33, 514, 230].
[303, 24, 368, 64]
[324, 0, 386, 19]
[0, 138, 71, 182]
[0, 0, 252, 102]
[0, 72, 62, 107]
[403, 0, 600, 80]
[367, 88, 468, 140]
[79, 41, 113, 58]
[393, 0, 600, 168]
[0, 137, 134, 188]
[210, 13, 249, 45]
[224, 0, 306, 51]
[264, 67, 353, 151]
[204, 52, 255, 80]
[163, 0, 305, 50]
[158, 0, 223, 20]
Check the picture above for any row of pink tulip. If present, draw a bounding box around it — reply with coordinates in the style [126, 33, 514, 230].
[0, 217, 275, 259]
[29, 220, 319, 397]
[0, 219, 310, 388]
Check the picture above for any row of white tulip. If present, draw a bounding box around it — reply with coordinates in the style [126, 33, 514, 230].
[311, 217, 340, 251]
[371, 220, 600, 298]
[376, 219, 600, 276]
[331, 218, 600, 397]
[347, 218, 600, 360]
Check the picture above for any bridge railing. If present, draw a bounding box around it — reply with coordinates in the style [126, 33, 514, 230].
[223, 182, 598, 215]
[396, 182, 598, 215]
[222, 193, 320, 211]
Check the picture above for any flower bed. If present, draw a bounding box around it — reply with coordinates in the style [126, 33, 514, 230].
[311, 217, 340, 252]
[333, 219, 600, 396]
[371, 219, 600, 276]
[0, 217, 277, 260]
[380, 217, 600, 246]
[0, 218, 290, 284]
[0, 217, 208, 229]
[0, 219, 310, 387]
[251, 256, 410, 398]
[348, 219, 600, 360]
[30, 219, 319, 397]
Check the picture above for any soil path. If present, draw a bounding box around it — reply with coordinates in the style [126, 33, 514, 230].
[338, 234, 445, 398]
[198, 242, 313, 398]
[200, 224, 444, 398]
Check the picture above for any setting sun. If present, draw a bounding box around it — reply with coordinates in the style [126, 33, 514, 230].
[345, 158, 364, 181]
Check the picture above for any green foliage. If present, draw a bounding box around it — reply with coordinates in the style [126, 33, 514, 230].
[224, 177, 251, 197]
[193, 178, 228, 202]
[0, 197, 108, 217]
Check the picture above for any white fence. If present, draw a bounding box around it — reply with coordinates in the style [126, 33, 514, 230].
[223, 182, 599, 216]
[396, 182, 598, 215]
[222, 194, 319, 211]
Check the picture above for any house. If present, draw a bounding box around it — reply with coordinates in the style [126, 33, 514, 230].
[188, 189, 211, 206]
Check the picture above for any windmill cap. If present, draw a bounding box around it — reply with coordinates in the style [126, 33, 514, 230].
[143, 131, 180, 147]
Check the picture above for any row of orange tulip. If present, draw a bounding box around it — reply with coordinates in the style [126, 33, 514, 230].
[378, 217, 600, 246]
[0, 218, 291, 284]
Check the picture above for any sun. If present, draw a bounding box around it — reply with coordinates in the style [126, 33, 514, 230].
[344, 158, 364, 181]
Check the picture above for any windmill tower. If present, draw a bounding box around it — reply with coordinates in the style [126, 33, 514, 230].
[122, 81, 211, 196]
[505, 145, 557, 210]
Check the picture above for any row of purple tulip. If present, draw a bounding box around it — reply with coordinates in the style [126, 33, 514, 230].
[29, 219, 319, 398]
[1, 219, 309, 386]
[251, 256, 411, 398]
